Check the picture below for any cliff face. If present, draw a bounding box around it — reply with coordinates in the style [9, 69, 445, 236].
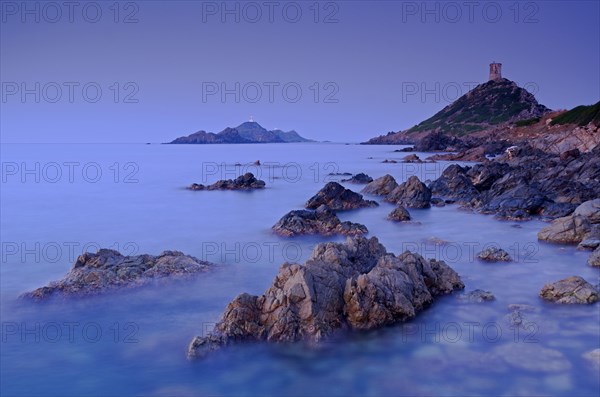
[365, 79, 551, 144]
[170, 122, 312, 144]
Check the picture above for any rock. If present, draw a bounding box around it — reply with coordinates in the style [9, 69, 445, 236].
[588, 247, 600, 267]
[188, 172, 266, 191]
[457, 289, 495, 303]
[538, 199, 600, 244]
[305, 182, 378, 211]
[361, 175, 399, 196]
[341, 173, 373, 184]
[414, 131, 467, 152]
[578, 239, 600, 250]
[272, 205, 368, 237]
[539, 276, 599, 304]
[477, 247, 513, 262]
[22, 250, 214, 300]
[382, 159, 397, 164]
[430, 198, 446, 207]
[385, 176, 432, 209]
[573, 199, 600, 224]
[582, 349, 600, 369]
[429, 164, 479, 201]
[402, 154, 423, 163]
[394, 147, 414, 152]
[187, 236, 464, 358]
[387, 206, 411, 222]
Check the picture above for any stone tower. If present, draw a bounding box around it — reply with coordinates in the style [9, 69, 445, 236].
[489, 62, 502, 81]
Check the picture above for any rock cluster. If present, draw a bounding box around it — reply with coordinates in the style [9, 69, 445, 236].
[385, 176, 432, 209]
[188, 236, 464, 359]
[188, 173, 266, 190]
[23, 250, 214, 300]
[537, 199, 600, 244]
[305, 182, 378, 211]
[272, 205, 368, 237]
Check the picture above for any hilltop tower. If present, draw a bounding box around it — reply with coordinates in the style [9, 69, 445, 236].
[489, 62, 502, 81]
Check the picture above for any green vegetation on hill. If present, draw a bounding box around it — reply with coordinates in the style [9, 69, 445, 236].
[550, 101, 600, 127]
[515, 117, 541, 127]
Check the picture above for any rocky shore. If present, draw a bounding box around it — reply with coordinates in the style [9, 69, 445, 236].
[272, 205, 368, 237]
[188, 172, 266, 191]
[188, 236, 464, 359]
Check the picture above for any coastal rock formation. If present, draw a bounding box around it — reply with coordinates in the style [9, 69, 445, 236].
[539, 276, 599, 304]
[188, 173, 266, 191]
[429, 164, 479, 200]
[272, 205, 368, 237]
[361, 175, 399, 196]
[305, 182, 378, 211]
[23, 250, 214, 300]
[537, 199, 600, 244]
[171, 121, 312, 144]
[385, 176, 432, 209]
[387, 206, 411, 222]
[588, 247, 600, 267]
[188, 236, 464, 359]
[477, 247, 513, 262]
[341, 173, 373, 184]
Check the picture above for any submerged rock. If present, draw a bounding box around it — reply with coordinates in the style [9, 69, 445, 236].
[361, 174, 399, 196]
[188, 236, 464, 359]
[457, 289, 495, 303]
[341, 173, 373, 184]
[385, 176, 432, 209]
[539, 276, 599, 304]
[477, 247, 513, 262]
[188, 172, 266, 191]
[387, 206, 411, 222]
[305, 182, 378, 211]
[272, 205, 368, 237]
[22, 250, 214, 300]
[493, 343, 572, 373]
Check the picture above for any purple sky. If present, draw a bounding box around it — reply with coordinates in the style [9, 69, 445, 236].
[1, 0, 599, 143]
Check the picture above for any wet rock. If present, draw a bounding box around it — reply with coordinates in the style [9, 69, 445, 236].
[341, 173, 373, 184]
[385, 176, 432, 209]
[272, 205, 368, 237]
[457, 289, 495, 303]
[188, 236, 464, 358]
[402, 154, 423, 163]
[578, 238, 600, 250]
[387, 206, 411, 222]
[539, 276, 599, 304]
[382, 159, 398, 164]
[477, 247, 513, 262]
[538, 199, 600, 244]
[588, 247, 600, 267]
[305, 182, 378, 211]
[430, 198, 446, 207]
[429, 164, 479, 201]
[22, 250, 214, 300]
[188, 172, 266, 191]
[361, 174, 399, 196]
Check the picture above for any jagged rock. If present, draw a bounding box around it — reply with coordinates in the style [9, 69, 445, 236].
[22, 250, 214, 300]
[538, 199, 600, 244]
[588, 247, 600, 267]
[539, 276, 599, 304]
[387, 206, 411, 222]
[457, 289, 495, 303]
[385, 176, 432, 209]
[188, 173, 266, 190]
[429, 164, 479, 201]
[361, 175, 399, 196]
[188, 236, 463, 359]
[272, 205, 368, 237]
[341, 173, 373, 184]
[477, 247, 513, 262]
[305, 182, 378, 211]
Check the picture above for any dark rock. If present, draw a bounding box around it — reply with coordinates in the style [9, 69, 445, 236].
[458, 289, 495, 303]
[361, 175, 399, 196]
[22, 250, 214, 300]
[429, 164, 479, 201]
[539, 276, 599, 304]
[382, 159, 398, 164]
[305, 182, 378, 211]
[394, 147, 414, 152]
[272, 205, 368, 237]
[402, 154, 423, 163]
[578, 239, 600, 250]
[341, 173, 373, 184]
[187, 236, 463, 358]
[188, 173, 266, 191]
[414, 132, 467, 152]
[477, 247, 513, 262]
[387, 206, 411, 222]
[430, 198, 446, 207]
[385, 176, 432, 209]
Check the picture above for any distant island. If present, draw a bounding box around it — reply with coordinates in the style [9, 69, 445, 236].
[169, 121, 313, 144]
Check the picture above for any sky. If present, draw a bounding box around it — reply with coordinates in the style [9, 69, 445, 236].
[1, 0, 599, 143]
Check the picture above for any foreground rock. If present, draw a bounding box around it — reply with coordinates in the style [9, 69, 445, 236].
[188, 236, 464, 358]
[477, 247, 513, 262]
[385, 176, 432, 209]
[188, 173, 265, 190]
[361, 174, 398, 196]
[272, 205, 368, 237]
[537, 199, 600, 244]
[341, 173, 373, 184]
[305, 182, 378, 211]
[539, 276, 599, 304]
[387, 206, 411, 222]
[588, 247, 600, 267]
[23, 250, 214, 300]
